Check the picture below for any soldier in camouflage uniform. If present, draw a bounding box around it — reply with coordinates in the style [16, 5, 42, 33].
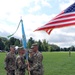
[15, 47, 26, 75]
[4, 45, 16, 75]
[28, 43, 44, 75]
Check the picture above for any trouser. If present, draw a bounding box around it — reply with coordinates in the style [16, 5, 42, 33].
[15, 69, 25, 75]
[7, 70, 15, 75]
[33, 70, 44, 75]
[18, 71, 25, 75]
[30, 71, 33, 75]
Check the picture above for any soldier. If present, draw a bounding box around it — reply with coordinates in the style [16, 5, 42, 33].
[28, 43, 44, 75]
[15, 47, 26, 75]
[4, 45, 16, 75]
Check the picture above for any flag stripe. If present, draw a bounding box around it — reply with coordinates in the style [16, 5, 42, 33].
[45, 29, 53, 34]
[42, 20, 75, 27]
[34, 3, 75, 34]
[37, 22, 75, 30]
[49, 15, 75, 23]
[37, 13, 75, 30]
[54, 12, 75, 20]
[46, 18, 75, 25]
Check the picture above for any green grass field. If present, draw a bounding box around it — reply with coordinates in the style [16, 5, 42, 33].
[0, 52, 75, 75]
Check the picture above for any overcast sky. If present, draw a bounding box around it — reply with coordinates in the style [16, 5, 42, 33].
[0, 0, 75, 48]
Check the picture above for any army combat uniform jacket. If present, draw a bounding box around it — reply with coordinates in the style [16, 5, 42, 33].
[15, 55, 26, 75]
[5, 52, 16, 75]
[30, 51, 44, 75]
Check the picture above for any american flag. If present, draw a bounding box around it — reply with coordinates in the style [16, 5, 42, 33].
[35, 3, 75, 34]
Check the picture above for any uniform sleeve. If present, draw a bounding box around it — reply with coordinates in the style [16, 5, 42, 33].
[17, 57, 26, 70]
[4, 54, 9, 68]
[17, 58, 22, 69]
[37, 53, 43, 66]
[30, 53, 43, 71]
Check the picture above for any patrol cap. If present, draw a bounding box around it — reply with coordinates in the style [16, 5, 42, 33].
[32, 43, 38, 46]
[18, 47, 25, 51]
[10, 45, 15, 48]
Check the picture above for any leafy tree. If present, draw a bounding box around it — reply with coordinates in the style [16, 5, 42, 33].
[5, 45, 9, 51]
[63, 48, 68, 51]
[4, 40, 10, 51]
[48, 45, 52, 52]
[14, 39, 21, 46]
[0, 38, 5, 50]
[38, 40, 43, 51]
[42, 39, 48, 51]
[9, 37, 16, 45]
[50, 44, 60, 52]
[27, 37, 34, 48]
[2, 36, 75, 52]
[0, 37, 7, 43]
[71, 46, 75, 51]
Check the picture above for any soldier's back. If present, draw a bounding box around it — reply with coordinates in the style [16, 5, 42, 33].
[5, 52, 16, 70]
[5, 52, 16, 75]
[32, 51, 44, 75]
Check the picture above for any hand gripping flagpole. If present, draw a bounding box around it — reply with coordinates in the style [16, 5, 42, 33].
[20, 19, 30, 75]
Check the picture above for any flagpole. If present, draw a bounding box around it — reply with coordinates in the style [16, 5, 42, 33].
[20, 19, 30, 75]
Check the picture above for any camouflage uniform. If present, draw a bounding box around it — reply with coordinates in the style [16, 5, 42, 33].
[15, 55, 26, 75]
[5, 52, 16, 75]
[30, 51, 44, 75]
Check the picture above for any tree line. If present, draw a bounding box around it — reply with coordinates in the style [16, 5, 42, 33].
[0, 37, 75, 52]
